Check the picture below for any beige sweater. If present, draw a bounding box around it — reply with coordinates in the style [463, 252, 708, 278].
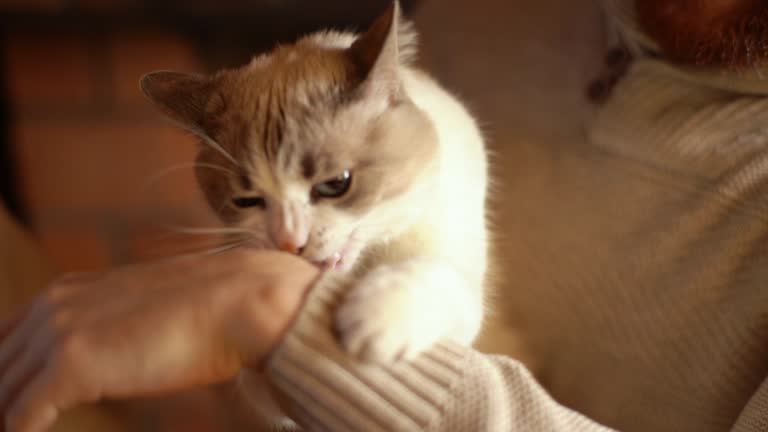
[267, 2, 768, 431]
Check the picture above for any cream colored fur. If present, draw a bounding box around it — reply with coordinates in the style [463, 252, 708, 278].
[142, 2, 489, 428]
[335, 65, 488, 361]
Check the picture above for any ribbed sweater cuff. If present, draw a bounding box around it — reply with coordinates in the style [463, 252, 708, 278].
[266, 277, 466, 432]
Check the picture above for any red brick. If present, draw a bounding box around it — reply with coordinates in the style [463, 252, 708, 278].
[110, 31, 201, 106]
[5, 34, 99, 109]
[13, 118, 208, 220]
[37, 228, 113, 272]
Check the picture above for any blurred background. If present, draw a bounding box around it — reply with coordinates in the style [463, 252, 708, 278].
[0, 0, 606, 430]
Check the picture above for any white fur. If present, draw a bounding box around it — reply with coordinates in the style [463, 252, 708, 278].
[227, 18, 489, 429]
[334, 67, 488, 363]
[234, 55, 489, 363]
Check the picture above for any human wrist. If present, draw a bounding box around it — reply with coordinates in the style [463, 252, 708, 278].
[227, 250, 320, 369]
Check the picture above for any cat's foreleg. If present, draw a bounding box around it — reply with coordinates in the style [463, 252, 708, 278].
[335, 258, 484, 364]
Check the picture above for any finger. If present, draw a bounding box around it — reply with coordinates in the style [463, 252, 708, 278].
[40, 275, 93, 305]
[0, 342, 43, 412]
[55, 272, 96, 284]
[0, 314, 36, 376]
[0, 303, 32, 342]
[0, 294, 59, 375]
[5, 362, 76, 432]
[0, 316, 21, 343]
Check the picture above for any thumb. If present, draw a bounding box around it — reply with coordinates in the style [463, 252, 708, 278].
[5, 361, 85, 432]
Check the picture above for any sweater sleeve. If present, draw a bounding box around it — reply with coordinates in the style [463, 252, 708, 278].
[265, 280, 615, 432]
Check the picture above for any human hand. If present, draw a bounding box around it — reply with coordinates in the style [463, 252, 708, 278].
[0, 249, 318, 432]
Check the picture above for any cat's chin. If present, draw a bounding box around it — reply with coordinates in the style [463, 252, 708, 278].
[309, 241, 362, 274]
[310, 250, 357, 273]
[306, 229, 364, 273]
[311, 252, 343, 272]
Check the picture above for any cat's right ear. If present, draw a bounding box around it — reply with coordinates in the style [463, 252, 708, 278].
[347, 1, 402, 100]
[140, 71, 213, 136]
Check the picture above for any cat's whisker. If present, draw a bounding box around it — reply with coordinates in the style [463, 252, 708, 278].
[178, 235, 259, 256]
[129, 220, 266, 260]
[143, 162, 239, 189]
[170, 124, 242, 169]
[164, 225, 260, 236]
[202, 240, 255, 255]
[157, 238, 255, 260]
[201, 136, 243, 169]
[132, 229, 255, 259]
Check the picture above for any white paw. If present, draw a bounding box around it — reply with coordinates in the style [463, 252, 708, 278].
[335, 265, 444, 364]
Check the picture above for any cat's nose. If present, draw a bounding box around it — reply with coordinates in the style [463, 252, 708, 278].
[268, 201, 309, 255]
[278, 240, 304, 255]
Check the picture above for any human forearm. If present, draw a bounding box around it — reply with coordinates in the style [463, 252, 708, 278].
[0, 249, 318, 432]
[266, 279, 615, 432]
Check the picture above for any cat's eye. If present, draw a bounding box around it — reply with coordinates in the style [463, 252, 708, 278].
[232, 196, 266, 209]
[312, 170, 352, 199]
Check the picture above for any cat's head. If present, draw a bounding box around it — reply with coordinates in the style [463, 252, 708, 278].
[141, 1, 438, 272]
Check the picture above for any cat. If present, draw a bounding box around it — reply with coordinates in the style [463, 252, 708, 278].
[141, 0, 489, 427]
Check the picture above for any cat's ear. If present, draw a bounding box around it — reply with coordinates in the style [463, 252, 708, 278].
[140, 71, 213, 136]
[347, 1, 404, 100]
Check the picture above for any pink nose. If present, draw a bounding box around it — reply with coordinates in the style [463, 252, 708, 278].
[278, 240, 300, 254]
[268, 201, 309, 255]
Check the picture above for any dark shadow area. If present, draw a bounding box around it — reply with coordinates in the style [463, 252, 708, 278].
[0, 1, 421, 69]
[0, 36, 24, 224]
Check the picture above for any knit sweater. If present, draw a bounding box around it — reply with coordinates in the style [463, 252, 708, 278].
[266, 1, 768, 431]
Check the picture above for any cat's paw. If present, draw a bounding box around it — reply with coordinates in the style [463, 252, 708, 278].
[335, 265, 442, 364]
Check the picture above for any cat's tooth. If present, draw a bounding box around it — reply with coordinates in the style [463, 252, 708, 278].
[322, 252, 342, 271]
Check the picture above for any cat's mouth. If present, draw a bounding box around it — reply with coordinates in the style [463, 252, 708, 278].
[311, 252, 343, 272]
[309, 233, 361, 273]
[311, 249, 358, 273]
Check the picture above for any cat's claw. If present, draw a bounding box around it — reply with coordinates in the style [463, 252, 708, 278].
[335, 265, 441, 364]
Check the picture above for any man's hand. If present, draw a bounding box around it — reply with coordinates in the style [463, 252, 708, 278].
[0, 249, 318, 432]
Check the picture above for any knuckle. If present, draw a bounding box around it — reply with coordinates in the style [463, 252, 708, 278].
[56, 271, 90, 283]
[258, 284, 281, 306]
[34, 302, 76, 338]
[39, 287, 64, 308]
[258, 283, 297, 316]
[49, 310, 74, 333]
[41, 273, 86, 304]
[39, 283, 70, 308]
[5, 401, 30, 432]
[51, 332, 88, 368]
[6, 401, 55, 432]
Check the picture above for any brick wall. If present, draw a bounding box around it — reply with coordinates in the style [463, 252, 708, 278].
[1, 8, 242, 429]
[5, 28, 217, 273]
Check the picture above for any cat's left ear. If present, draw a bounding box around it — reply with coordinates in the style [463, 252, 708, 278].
[347, 1, 408, 101]
[140, 71, 214, 137]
